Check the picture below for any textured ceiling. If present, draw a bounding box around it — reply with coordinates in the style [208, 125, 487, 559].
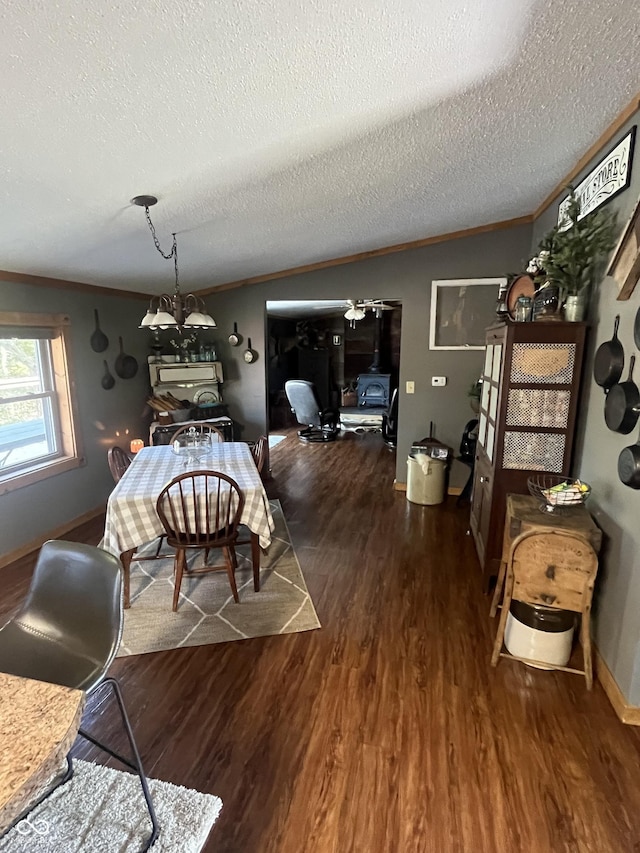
[0, 0, 639, 295]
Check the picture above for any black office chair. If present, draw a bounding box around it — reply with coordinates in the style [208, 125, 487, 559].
[456, 418, 479, 507]
[284, 379, 339, 442]
[0, 540, 159, 849]
[381, 387, 399, 447]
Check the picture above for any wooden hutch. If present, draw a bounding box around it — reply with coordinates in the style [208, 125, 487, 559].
[469, 321, 587, 585]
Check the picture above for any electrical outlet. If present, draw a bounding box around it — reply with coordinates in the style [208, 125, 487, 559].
[406, 381, 415, 394]
[431, 376, 447, 387]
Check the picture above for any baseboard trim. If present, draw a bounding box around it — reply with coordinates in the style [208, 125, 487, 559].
[0, 505, 105, 570]
[595, 646, 640, 726]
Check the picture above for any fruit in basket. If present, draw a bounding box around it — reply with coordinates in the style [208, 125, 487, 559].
[542, 479, 588, 504]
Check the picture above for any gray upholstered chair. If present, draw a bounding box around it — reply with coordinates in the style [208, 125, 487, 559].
[0, 540, 159, 849]
[284, 379, 339, 442]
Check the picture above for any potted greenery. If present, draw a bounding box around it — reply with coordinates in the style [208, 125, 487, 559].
[467, 379, 482, 413]
[527, 188, 618, 321]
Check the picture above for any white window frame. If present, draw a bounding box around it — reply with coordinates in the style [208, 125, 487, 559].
[0, 312, 84, 495]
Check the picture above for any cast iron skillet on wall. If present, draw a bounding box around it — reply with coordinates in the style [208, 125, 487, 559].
[593, 315, 624, 391]
[114, 337, 138, 379]
[90, 309, 109, 353]
[618, 425, 640, 489]
[604, 354, 640, 434]
[101, 360, 115, 390]
[635, 305, 640, 350]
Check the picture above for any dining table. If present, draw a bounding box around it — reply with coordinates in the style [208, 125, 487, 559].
[101, 442, 274, 607]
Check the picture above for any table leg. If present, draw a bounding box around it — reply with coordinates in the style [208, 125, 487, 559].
[120, 549, 135, 609]
[250, 532, 261, 591]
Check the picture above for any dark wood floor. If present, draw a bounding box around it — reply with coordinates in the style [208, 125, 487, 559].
[3, 430, 640, 852]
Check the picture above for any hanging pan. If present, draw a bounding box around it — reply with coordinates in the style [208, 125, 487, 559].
[634, 305, 640, 350]
[101, 360, 115, 390]
[90, 309, 109, 352]
[618, 425, 640, 489]
[114, 336, 139, 379]
[604, 354, 640, 434]
[593, 315, 624, 391]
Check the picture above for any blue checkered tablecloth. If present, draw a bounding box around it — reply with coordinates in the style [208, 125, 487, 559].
[101, 443, 274, 556]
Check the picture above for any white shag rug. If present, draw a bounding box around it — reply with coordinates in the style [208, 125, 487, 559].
[0, 759, 222, 853]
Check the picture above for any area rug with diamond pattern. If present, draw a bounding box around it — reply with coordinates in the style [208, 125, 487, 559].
[117, 500, 320, 657]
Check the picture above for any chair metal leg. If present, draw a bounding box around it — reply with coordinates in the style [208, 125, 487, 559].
[80, 677, 159, 851]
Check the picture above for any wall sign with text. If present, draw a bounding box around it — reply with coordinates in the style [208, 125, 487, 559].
[558, 126, 636, 227]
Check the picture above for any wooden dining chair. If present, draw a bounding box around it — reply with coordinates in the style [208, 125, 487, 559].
[250, 435, 268, 480]
[491, 529, 599, 688]
[108, 445, 167, 569]
[156, 470, 246, 611]
[171, 423, 225, 443]
[107, 445, 133, 483]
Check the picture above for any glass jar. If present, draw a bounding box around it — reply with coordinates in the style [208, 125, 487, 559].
[532, 281, 560, 320]
[514, 296, 532, 322]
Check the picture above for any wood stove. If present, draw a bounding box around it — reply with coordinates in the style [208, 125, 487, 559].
[357, 373, 390, 408]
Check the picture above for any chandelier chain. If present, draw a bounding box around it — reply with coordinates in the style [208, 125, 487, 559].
[135, 193, 216, 330]
[144, 204, 180, 294]
[144, 205, 176, 260]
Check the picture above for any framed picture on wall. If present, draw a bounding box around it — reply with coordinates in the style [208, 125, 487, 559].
[429, 278, 506, 350]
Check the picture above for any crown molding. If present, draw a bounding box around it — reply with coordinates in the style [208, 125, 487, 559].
[533, 92, 640, 220]
[196, 214, 534, 296]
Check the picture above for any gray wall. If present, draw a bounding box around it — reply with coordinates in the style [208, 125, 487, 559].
[531, 110, 640, 705]
[0, 280, 151, 555]
[208, 224, 532, 486]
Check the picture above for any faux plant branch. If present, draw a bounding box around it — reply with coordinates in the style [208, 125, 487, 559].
[528, 188, 619, 296]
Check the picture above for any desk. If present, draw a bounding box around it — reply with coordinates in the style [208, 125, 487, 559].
[102, 443, 274, 607]
[490, 494, 602, 617]
[0, 673, 84, 834]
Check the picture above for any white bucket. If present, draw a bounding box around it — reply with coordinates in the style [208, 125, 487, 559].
[504, 608, 574, 669]
[406, 454, 446, 505]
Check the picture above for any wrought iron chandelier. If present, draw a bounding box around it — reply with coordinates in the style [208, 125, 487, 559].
[133, 195, 216, 332]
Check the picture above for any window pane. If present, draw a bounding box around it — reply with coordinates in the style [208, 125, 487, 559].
[0, 398, 57, 470]
[0, 335, 59, 472]
[0, 339, 45, 398]
[0, 314, 80, 491]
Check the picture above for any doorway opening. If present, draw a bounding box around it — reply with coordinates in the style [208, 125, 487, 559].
[265, 299, 402, 439]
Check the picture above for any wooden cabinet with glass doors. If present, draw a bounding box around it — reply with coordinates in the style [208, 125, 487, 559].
[469, 321, 587, 586]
